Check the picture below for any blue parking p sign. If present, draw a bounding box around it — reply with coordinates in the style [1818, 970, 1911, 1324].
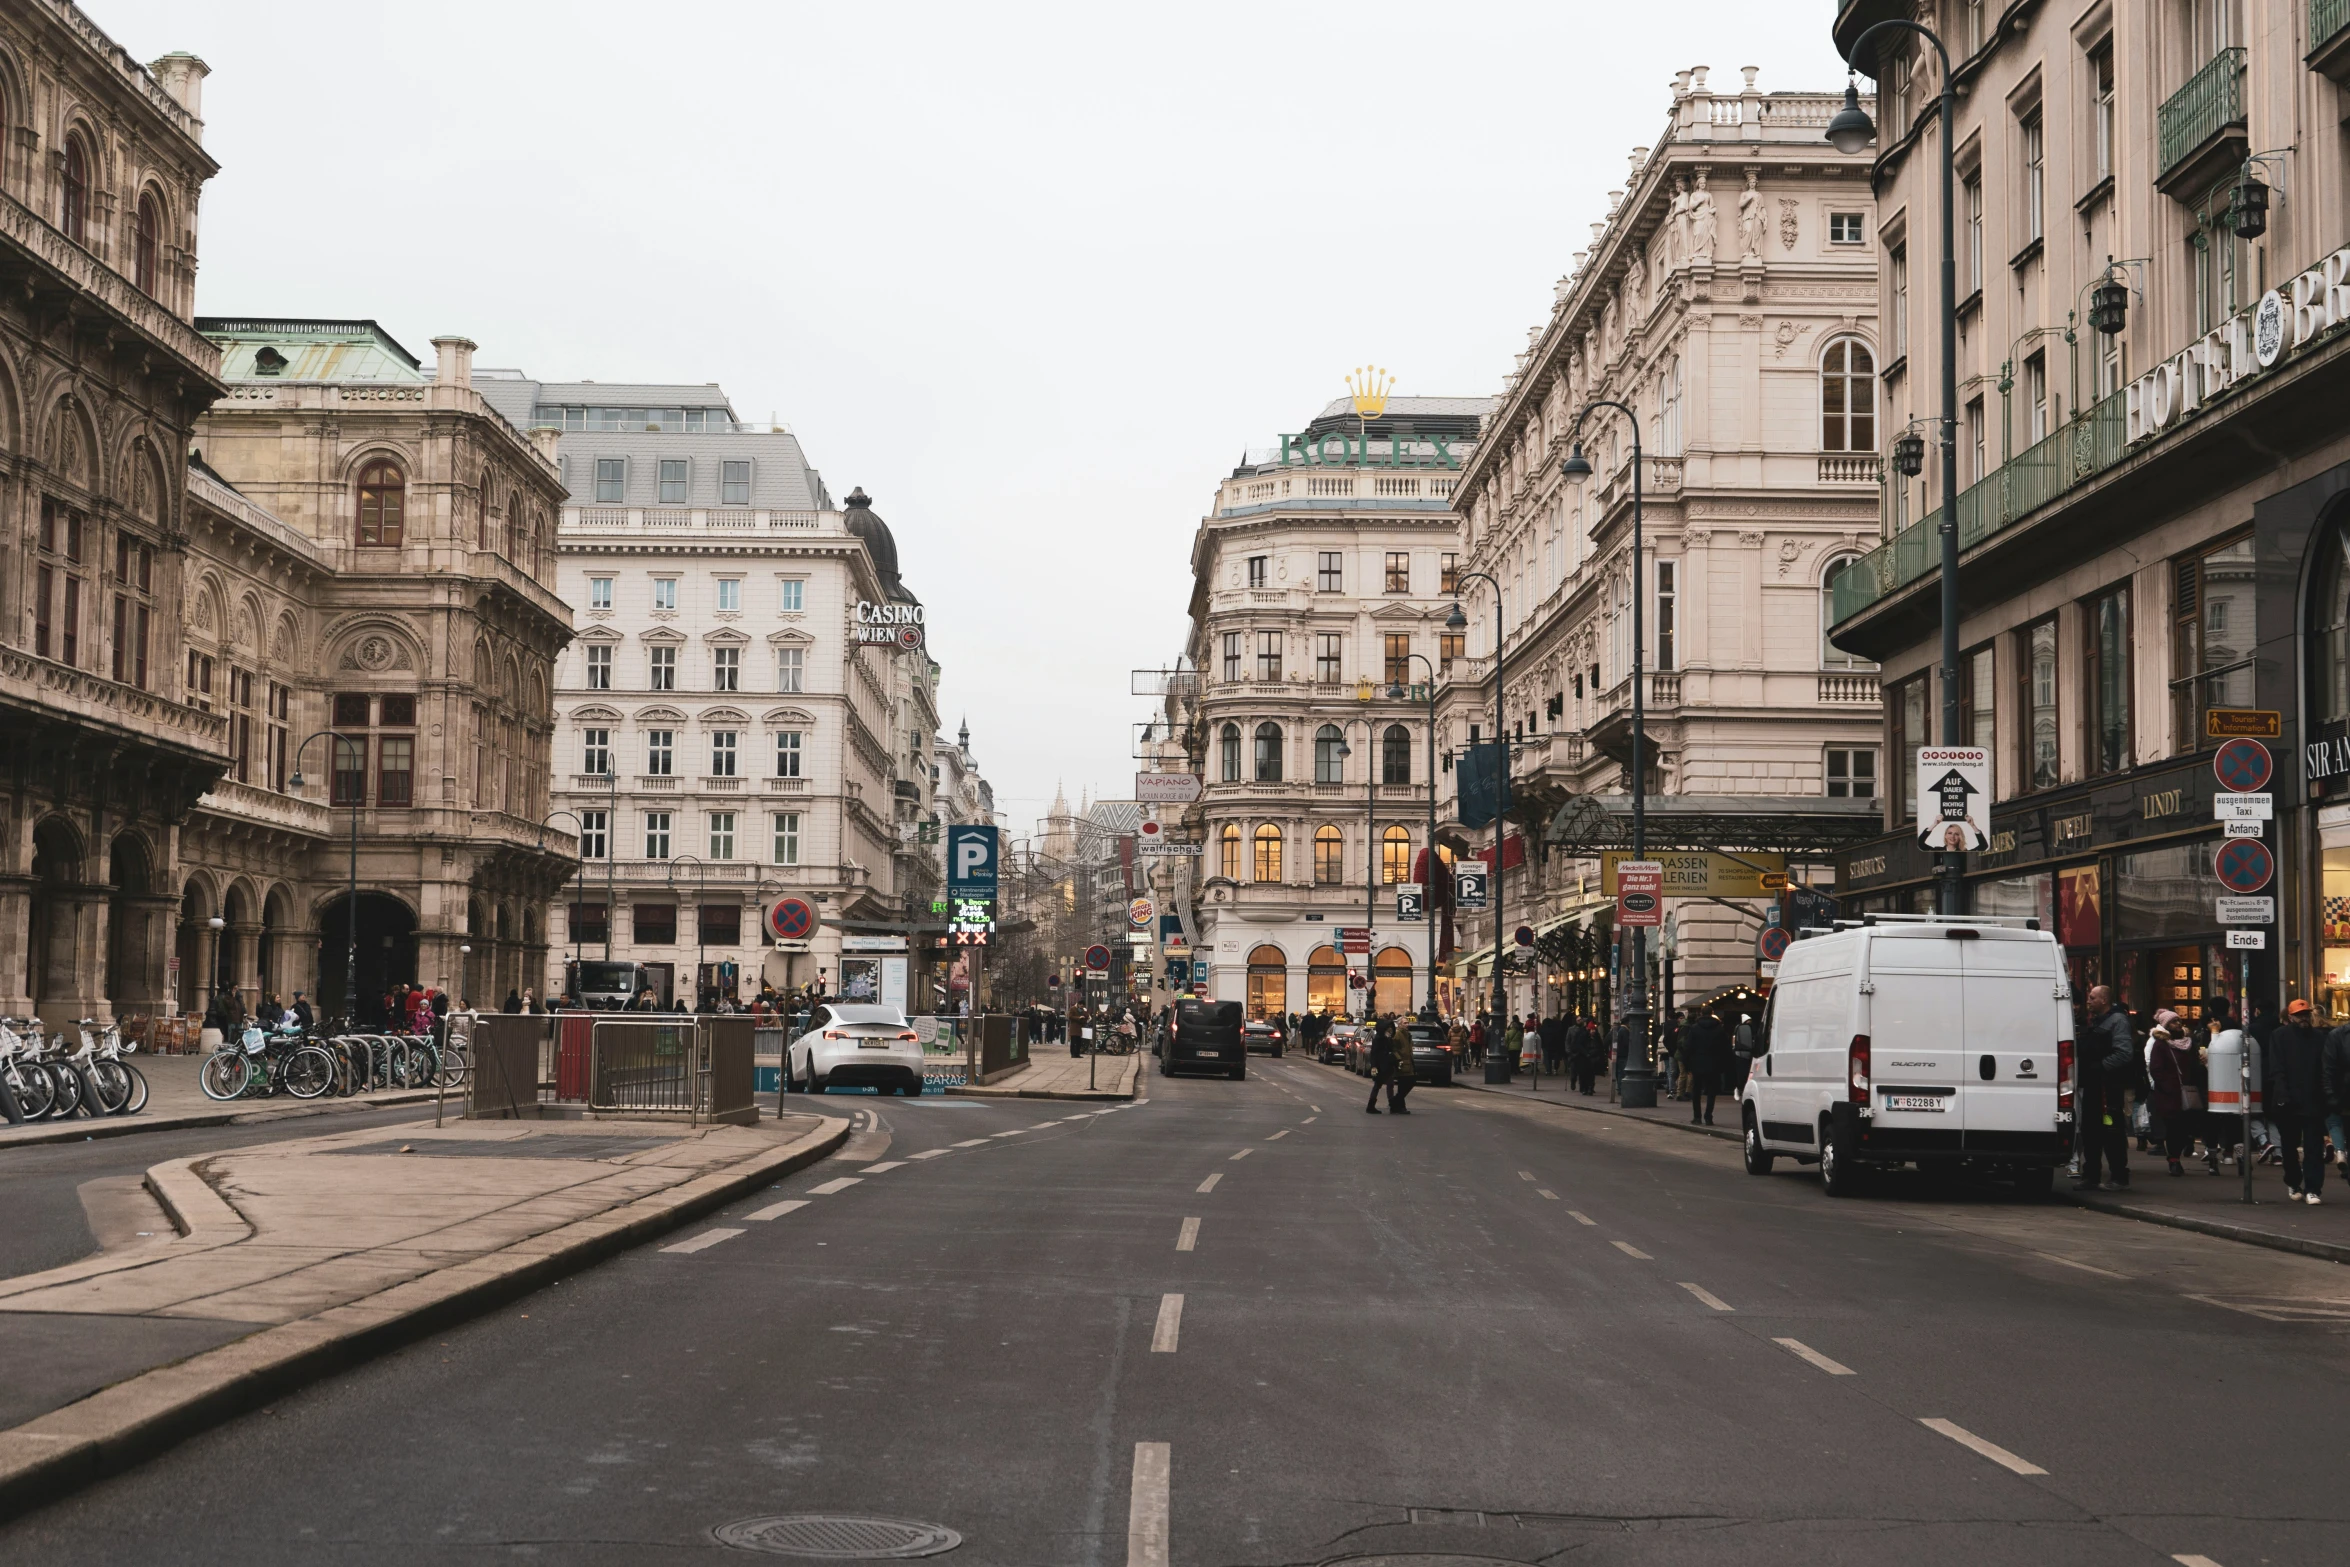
[947, 825, 999, 901]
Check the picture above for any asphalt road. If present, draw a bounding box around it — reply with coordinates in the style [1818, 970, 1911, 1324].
[3, 1060, 2346, 1566]
[0, 1104, 447, 1282]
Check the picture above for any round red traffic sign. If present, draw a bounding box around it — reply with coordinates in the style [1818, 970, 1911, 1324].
[2213, 737, 2274, 793]
[1084, 943, 1112, 972]
[765, 897, 816, 942]
[1757, 926, 1792, 963]
[2214, 838, 2275, 894]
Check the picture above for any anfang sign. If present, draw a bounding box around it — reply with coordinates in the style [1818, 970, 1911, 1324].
[853, 600, 925, 649]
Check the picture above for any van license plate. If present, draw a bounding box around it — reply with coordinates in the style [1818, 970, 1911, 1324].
[1196, 1050, 1220, 1058]
[1883, 1092, 1948, 1112]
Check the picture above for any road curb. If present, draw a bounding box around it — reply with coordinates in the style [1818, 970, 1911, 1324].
[1450, 1075, 1742, 1142]
[0, 1112, 850, 1525]
[0, 1088, 444, 1151]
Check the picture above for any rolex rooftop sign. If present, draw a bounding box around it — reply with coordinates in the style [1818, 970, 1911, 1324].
[854, 600, 924, 649]
[2127, 246, 2350, 446]
[1277, 428, 1462, 470]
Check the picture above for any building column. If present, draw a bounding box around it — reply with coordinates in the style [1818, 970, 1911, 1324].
[415, 927, 466, 1000]
[231, 921, 264, 1010]
[0, 876, 33, 1019]
[43, 885, 114, 1028]
[117, 893, 180, 1014]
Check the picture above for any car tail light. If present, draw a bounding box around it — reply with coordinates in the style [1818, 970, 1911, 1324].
[897, 1031, 918, 1042]
[823, 1030, 844, 1040]
[2057, 1039, 2074, 1111]
[1847, 1034, 1871, 1103]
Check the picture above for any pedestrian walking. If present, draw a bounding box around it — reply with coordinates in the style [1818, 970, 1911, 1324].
[1662, 1010, 1685, 1100]
[1684, 1008, 1729, 1126]
[1366, 1017, 1397, 1113]
[1503, 1014, 1525, 1078]
[2267, 998, 2330, 1203]
[289, 991, 316, 1032]
[2074, 984, 2134, 1191]
[2144, 1010, 2201, 1176]
[1387, 1017, 1416, 1113]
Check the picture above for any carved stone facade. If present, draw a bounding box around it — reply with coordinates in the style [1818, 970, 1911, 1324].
[1438, 64, 1884, 1015]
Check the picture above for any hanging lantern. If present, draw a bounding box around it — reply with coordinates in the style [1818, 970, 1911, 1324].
[2088, 275, 2130, 336]
[2228, 174, 2270, 240]
[1892, 430, 1926, 478]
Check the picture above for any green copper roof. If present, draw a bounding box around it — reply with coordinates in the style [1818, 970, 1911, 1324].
[196, 318, 429, 383]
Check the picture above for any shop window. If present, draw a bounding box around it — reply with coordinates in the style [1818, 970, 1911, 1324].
[699, 904, 741, 946]
[1245, 944, 1286, 1021]
[2017, 616, 2060, 791]
[633, 902, 677, 944]
[1307, 946, 1346, 1014]
[569, 902, 610, 945]
[2084, 585, 2132, 776]
[2179, 534, 2256, 751]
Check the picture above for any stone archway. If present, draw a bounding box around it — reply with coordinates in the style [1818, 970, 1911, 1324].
[315, 892, 418, 1026]
[28, 817, 98, 1024]
[104, 832, 169, 1014]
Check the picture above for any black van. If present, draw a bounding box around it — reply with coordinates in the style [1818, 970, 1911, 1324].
[1160, 999, 1245, 1080]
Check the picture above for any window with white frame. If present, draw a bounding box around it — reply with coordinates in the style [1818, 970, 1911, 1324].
[1962, 172, 1983, 295]
[2019, 107, 2045, 246]
[775, 730, 803, 778]
[1659, 355, 1683, 456]
[721, 461, 751, 505]
[708, 811, 736, 860]
[644, 810, 672, 858]
[649, 645, 677, 690]
[713, 646, 740, 691]
[594, 458, 624, 503]
[588, 576, 613, 610]
[2091, 44, 2114, 184]
[1889, 244, 1908, 360]
[652, 577, 678, 610]
[579, 808, 608, 858]
[778, 579, 804, 612]
[1316, 633, 1342, 684]
[645, 729, 674, 775]
[1820, 339, 1877, 452]
[1255, 631, 1281, 681]
[1828, 212, 1865, 244]
[1221, 633, 1240, 682]
[710, 730, 738, 777]
[1246, 555, 1267, 588]
[658, 459, 688, 505]
[715, 578, 740, 612]
[776, 646, 804, 692]
[584, 644, 612, 690]
[582, 728, 610, 775]
[772, 812, 801, 865]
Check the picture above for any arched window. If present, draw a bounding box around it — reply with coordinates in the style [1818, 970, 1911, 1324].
[1381, 825, 1412, 884]
[1373, 945, 1414, 1018]
[1381, 724, 1411, 785]
[1820, 338, 1876, 452]
[1219, 723, 1241, 782]
[1246, 944, 1288, 1021]
[61, 134, 88, 244]
[133, 193, 159, 295]
[1307, 945, 1347, 1014]
[1659, 354, 1684, 457]
[1252, 823, 1282, 882]
[356, 461, 406, 547]
[1218, 822, 1241, 880]
[1313, 824, 1343, 885]
[1254, 721, 1283, 782]
[1820, 555, 1877, 670]
[1314, 724, 1345, 784]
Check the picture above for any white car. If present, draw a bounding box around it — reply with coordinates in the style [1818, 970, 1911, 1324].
[788, 1003, 925, 1096]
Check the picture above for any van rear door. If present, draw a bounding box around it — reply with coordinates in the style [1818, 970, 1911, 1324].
[1866, 931, 1967, 1134]
[1960, 931, 2063, 1139]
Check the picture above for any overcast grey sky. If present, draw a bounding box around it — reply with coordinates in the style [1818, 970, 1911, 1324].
[104, 1, 1848, 835]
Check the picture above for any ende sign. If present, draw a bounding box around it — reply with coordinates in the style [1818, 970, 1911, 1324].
[853, 600, 925, 649]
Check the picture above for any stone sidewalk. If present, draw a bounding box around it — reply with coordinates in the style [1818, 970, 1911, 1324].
[0, 1052, 442, 1149]
[951, 1049, 1140, 1100]
[1445, 1064, 2350, 1267]
[0, 1108, 846, 1520]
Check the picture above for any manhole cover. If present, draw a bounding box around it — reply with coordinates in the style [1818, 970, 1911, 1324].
[714, 1515, 961, 1559]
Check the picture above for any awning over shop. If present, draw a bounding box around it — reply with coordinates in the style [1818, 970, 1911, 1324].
[1546, 792, 1884, 857]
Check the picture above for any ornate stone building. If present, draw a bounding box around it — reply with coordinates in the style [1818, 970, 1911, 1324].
[1439, 65, 1884, 1017]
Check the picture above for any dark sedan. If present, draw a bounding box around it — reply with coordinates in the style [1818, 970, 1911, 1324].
[1242, 1020, 1286, 1057]
[1403, 1023, 1454, 1086]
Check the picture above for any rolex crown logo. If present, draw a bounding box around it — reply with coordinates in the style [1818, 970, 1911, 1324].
[1347, 365, 1393, 421]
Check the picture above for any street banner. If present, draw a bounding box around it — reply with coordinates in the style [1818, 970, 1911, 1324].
[1457, 741, 1511, 828]
[1602, 850, 1784, 899]
[1616, 860, 1664, 928]
[1914, 746, 1991, 851]
[1134, 772, 1203, 804]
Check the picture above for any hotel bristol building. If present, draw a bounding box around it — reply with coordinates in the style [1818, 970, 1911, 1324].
[1826, 0, 2350, 1022]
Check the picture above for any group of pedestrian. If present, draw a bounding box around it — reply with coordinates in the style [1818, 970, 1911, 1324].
[1363, 1015, 1414, 1114]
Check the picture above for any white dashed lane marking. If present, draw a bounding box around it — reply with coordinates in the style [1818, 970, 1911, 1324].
[1611, 1241, 1652, 1260]
[1229, 1148, 1253, 1161]
[1128, 1441, 1171, 1565]
[1151, 1294, 1184, 1353]
[2173, 1556, 2226, 1567]
[1568, 1211, 1596, 1226]
[1773, 1338, 1856, 1376]
[991, 1130, 1028, 1138]
[861, 1161, 906, 1173]
[1176, 1217, 1199, 1252]
[1920, 1417, 2047, 1476]
[1301, 1116, 1318, 1124]
[807, 1177, 863, 1196]
[1678, 1282, 1733, 1312]
[1537, 1189, 1559, 1200]
[953, 1139, 990, 1148]
[2034, 1250, 2129, 1279]
[1196, 1173, 1222, 1193]
[661, 1227, 743, 1254]
[1266, 1130, 1290, 1141]
[743, 1200, 808, 1222]
[1517, 1170, 1535, 1182]
[907, 1148, 950, 1160]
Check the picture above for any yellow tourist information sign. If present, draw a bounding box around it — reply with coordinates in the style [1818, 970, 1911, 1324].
[1601, 850, 1786, 900]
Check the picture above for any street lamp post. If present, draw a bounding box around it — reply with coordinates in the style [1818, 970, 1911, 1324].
[1388, 654, 1441, 1019]
[1443, 570, 1508, 1079]
[1330, 733, 1372, 1019]
[1829, 26, 1962, 916]
[288, 731, 364, 1028]
[1561, 397, 1655, 1105]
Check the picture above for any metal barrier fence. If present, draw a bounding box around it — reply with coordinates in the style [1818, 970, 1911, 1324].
[469, 1012, 756, 1124]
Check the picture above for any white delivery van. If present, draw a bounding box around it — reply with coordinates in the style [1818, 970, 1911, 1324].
[1741, 914, 2073, 1197]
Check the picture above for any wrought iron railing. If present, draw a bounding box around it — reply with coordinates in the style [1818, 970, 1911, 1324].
[2319, 0, 2350, 54]
[2157, 47, 2245, 182]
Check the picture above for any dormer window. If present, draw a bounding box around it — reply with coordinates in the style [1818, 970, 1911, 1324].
[254, 345, 289, 377]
